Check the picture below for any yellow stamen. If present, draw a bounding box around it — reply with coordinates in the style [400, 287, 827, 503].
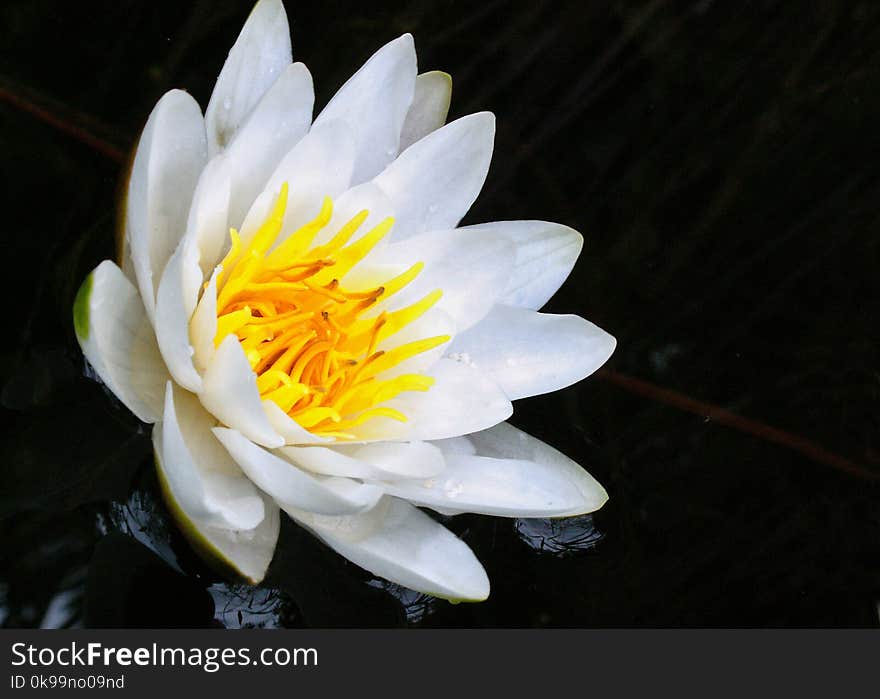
[201, 184, 444, 439]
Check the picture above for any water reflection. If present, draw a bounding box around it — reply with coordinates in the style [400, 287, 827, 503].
[367, 581, 437, 625]
[210, 585, 288, 629]
[514, 515, 603, 556]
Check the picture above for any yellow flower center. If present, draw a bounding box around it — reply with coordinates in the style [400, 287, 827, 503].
[210, 183, 448, 440]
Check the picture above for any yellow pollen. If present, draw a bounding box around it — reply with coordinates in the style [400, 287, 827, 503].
[208, 184, 447, 438]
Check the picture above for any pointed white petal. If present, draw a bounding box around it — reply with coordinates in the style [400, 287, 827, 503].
[379, 452, 593, 517]
[282, 441, 445, 480]
[127, 89, 207, 323]
[399, 71, 452, 151]
[449, 304, 616, 400]
[372, 227, 515, 331]
[314, 34, 417, 184]
[459, 220, 584, 309]
[213, 428, 383, 515]
[223, 62, 315, 228]
[205, 0, 292, 155]
[374, 112, 495, 240]
[348, 358, 512, 442]
[295, 498, 490, 601]
[199, 335, 284, 448]
[463, 421, 608, 516]
[154, 383, 265, 531]
[73, 261, 169, 423]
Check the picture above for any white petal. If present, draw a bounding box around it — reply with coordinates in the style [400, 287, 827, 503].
[372, 227, 515, 331]
[173, 495, 280, 585]
[73, 261, 169, 423]
[458, 220, 584, 309]
[223, 62, 315, 228]
[321, 181, 395, 249]
[429, 436, 476, 455]
[190, 267, 219, 374]
[285, 495, 393, 543]
[373, 112, 495, 240]
[183, 155, 233, 283]
[380, 452, 594, 517]
[260, 118, 356, 237]
[371, 306, 454, 380]
[199, 335, 284, 448]
[463, 421, 608, 516]
[153, 155, 232, 392]
[448, 304, 616, 400]
[345, 441, 446, 478]
[399, 71, 452, 151]
[127, 89, 207, 323]
[314, 34, 417, 184]
[348, 358, 512, 442]
[213, 428, 383, 516]
[263, 400, 332, 445]
[154, 246, 203, 392]
[282, 441, 446, 480]
[205, 0, 292, 155]
[154, 382, 266, 530]
[295, 498, 490, 601]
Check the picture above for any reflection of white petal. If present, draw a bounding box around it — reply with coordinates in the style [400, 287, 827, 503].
[127, 89, 207, 323]
[74, 261, 168, 423]
[205, 0, 292, 155]
[374, 112, 495, 240]
[155, 383, 265, 530]
[399, 71, 452, 150]
[199, 336, 283, 448]
[213, 428, 383, 515]
[349, 358, 512, 442]
[294, 498, 490, 601]
[315, 34, 417, 184]
[457, 220, 584, 310]
[449, 304, 616, 399]
[463, 421, 609, 517]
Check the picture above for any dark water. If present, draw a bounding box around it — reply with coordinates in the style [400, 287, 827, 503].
[1, 0, 879, 627]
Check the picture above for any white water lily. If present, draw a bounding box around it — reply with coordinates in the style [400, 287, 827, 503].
[73, 0, 616, 602]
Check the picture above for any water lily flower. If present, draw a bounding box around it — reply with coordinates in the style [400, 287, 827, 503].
[73, 0, 616, 602]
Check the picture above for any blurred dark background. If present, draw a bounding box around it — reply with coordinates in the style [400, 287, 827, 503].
[1, 0, 879, 627]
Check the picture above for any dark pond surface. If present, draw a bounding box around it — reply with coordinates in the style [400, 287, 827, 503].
[1, 0, 879, 627]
